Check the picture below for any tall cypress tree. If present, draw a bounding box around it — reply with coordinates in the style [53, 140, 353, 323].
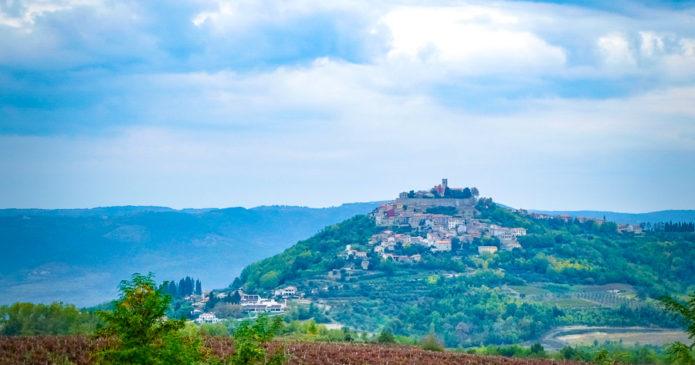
[178, 278, 186, 297]
[186, 277, 193, 296]
[168, 281, 177, 298]
[195, 280, 202, 295]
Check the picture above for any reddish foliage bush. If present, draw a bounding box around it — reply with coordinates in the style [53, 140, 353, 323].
[1, 336, 583, 365]
[0, 336, 112, 365]
[270, 342, 583, 365]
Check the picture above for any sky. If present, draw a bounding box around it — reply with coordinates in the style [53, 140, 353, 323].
[1, 0, 694, 212]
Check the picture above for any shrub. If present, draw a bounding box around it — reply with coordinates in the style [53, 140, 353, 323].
[419, 333, 444, 352]
[529, 343, 545, 356]
[376, 328, 395, 344]
[96, 273, 203, 364]
[231, 315, 285, 365]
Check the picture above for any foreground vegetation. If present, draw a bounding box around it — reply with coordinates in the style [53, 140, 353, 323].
[0, 273, 580, 364]
[2, 250, 694, 364]
[1, 336, 590, 365]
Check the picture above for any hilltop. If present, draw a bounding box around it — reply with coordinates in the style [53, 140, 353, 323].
[224, 180, 695, 347]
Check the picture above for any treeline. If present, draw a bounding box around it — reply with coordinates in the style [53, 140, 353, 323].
[661, 221, 694, 233]
[0, 302, 101, 335]
[640, 221, 695, 232]
[161, 276, 202, 298]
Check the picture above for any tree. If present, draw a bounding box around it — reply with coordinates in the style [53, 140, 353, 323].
[195, 279, 202, 296]
[471, 187, 480, 197]
[376, 328, 395, 344]
[660, 293, 695, 364]
[0, 302, 99, 335]
[213, 303, 243, 319]
[178, 278, 186, 297]
[420, 333, 444, 351]
[167, 281, 177, 298]
[229, 290, 242, 304]
[231, 315, 284, 365]
[529, 343, 545, 357]
[97, 273, 200, 364]
[451, 237, 461, 252]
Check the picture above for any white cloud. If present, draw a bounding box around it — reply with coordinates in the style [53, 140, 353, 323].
[0, 0, 98, 28]
[639, 31, 664, 57]
[681, 38, 695, 57]
[597, 32, 635, 68]
[380, 5, 566, 74]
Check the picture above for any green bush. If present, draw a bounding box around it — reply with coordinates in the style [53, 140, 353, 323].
[376, 328, 395, 344]
[419, 333, 444, 352]
[96, 273, 204, 364]
[231, 315, 285, 365]
[0, 302, 101, 335]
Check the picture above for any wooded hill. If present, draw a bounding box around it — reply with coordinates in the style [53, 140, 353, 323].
[230, 200, 695, 346]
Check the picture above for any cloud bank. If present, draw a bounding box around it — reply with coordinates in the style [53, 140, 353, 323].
[1, 0, 694, 211]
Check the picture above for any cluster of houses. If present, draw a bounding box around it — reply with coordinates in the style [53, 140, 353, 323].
[191, 286, 307, 323]
[189, 294, 224, 324]
[237, 291, 286, 314]
[364, 179, 527, 261]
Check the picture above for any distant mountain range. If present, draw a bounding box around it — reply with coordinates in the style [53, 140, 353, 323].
[530, 209, 695, 224]
[0, 203, 381, 306]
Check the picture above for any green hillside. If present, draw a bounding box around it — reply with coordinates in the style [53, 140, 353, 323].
[230, 200, 695, 346]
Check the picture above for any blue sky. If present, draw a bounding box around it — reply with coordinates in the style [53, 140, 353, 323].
[1, 0, 694, 212]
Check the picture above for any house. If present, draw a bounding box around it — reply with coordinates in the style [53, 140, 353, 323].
[345, 244, 368, 258]
[382, 253, 421, 263]
[511, 227, 527, 236]
[478, 246, 498, 255]
[195, 312, 221, 324]
[432, 239, 452, 252]
[428, 215, 449, 227]
[274, 286, 297, 297]
[448, 218, 465, 230]
[456, 224, 467, 234]
[617, 224, 643, 234]
[410, 236, 429, 246]
[501, 240, 522, 250]
[360, 259, 370, 270]
[240, 292, 260, 303]
[241, 298, 287, 314]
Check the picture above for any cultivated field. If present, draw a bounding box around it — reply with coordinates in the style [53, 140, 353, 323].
[541, 326, 689, 350]
[0, 336, 585, 365]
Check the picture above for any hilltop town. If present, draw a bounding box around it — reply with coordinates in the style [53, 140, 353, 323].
[344, 179, 527, 267]
[193, 179, 648, 324]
